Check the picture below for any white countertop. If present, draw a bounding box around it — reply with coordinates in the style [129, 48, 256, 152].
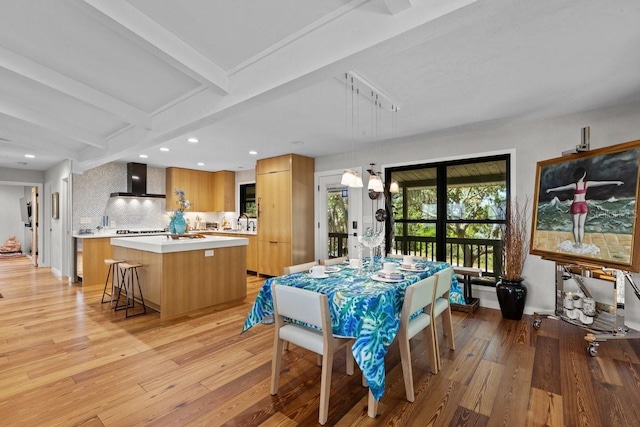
[111, 235, 248, 254]
[73, 230, 167, 239]
[192, 229, 257, 236]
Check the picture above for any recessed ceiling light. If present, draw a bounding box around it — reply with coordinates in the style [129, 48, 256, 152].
[160, 147, 170, 152]
[197, 162, 205, 166]
[187, 137, 199, 143]
[249, 150, 258, 155]
[139, 154, 148, 158]
[25, 154, 35, 158]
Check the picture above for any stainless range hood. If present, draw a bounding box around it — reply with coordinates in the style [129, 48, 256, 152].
[110, 162, 166, 198]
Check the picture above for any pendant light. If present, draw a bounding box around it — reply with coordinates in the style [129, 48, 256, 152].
[341, 73, 363, 188]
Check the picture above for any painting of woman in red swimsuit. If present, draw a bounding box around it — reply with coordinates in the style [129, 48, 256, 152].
[546, 167, 623, 249]
[532, 139, 640, 270]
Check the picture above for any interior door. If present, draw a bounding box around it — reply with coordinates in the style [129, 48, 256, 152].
[317, 173, 361, 260]
[31, 186, 38, 267]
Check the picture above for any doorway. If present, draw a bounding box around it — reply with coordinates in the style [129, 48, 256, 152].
[316, 172, 362, 261]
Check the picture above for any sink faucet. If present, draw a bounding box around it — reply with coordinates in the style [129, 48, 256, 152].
[238, 213, 249, 231]
[248, 220, 256, 232]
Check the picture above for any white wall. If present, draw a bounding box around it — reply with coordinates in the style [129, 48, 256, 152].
[315, 101, 640, 328]
[44, 160, 72, 277]
[0, 185, 30, 251]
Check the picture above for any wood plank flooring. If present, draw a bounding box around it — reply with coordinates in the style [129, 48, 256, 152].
[1, 257, 640, 426]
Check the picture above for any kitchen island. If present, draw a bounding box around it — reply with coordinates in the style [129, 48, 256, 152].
[111, 235, 248, 319]
[74, 230, 166, 286]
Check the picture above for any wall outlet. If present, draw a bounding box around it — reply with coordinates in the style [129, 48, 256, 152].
[80, 217, 92, 224]
[205, 249, 214, 257]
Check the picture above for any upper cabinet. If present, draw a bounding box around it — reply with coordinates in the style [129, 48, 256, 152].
[212, 170, 235, 212]
[166, 167, 235, 212]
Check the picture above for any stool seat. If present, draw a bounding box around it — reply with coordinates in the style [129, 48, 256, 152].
[119, 262, 142, 269]
[101, 259, 126, 307]
[114, 262, 147, 318]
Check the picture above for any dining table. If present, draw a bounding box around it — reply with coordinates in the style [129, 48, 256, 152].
[242, 257, 463, 416]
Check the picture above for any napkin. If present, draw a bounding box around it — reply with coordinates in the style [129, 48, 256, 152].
[377, 271, 405, 280]
[401, 262, 427, 270]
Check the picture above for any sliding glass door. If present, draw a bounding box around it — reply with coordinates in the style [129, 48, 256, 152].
[386, 155, 509, 283]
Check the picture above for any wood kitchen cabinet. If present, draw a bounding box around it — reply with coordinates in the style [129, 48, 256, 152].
[256, 153, 314, 276]
[213, 232, 258, 273]
[166, 168, 235, 212]
[212, 170, 235, 212]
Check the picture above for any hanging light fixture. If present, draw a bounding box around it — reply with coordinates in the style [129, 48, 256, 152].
[341, 73, 363, 188]
[340, 71, 401, 189]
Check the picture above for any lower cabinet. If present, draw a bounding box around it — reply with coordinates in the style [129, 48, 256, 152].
[206, 232, 258, 273]
[258, 240, 291, 277]
[246, 235, 258, 273]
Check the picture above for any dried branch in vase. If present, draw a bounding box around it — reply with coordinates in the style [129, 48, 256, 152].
[502, 197, 530, 281]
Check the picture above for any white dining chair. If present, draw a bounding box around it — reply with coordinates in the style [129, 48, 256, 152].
[397, 274, 439, 402]
[433, 267, 456, 370]
[321, 256, 348, 266]
[270, 283, 354, 425]
[283, 261, 318, 274]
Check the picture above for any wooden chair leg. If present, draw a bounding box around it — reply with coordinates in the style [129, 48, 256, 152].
[345, 341, 354, 375]
[270, 337, 284, 395]
[442, 306, 455, 350]
[397, 330, 414, 402]
[318, 349, 334, 425]
[426, 324, 439, 374]
[367, 389, 378, 418]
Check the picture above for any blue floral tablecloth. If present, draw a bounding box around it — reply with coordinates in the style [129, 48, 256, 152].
[241, 258, 463, 401]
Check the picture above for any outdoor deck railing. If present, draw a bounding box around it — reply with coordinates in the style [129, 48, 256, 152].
[328, 232, 502, 281]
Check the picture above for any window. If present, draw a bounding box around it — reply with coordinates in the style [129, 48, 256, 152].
[385, 154, 509, 285]
[240, 183, 256, 217]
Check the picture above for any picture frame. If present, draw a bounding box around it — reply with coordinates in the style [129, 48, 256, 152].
[531, 139, 640, 272]
[52, 192, 59, 220]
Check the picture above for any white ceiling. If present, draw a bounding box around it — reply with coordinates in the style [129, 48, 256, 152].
[1, 0, 640, 173]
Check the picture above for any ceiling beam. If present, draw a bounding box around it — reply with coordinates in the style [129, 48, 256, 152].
[0, 46, 151, 130]
[383, 0, 413, 15]
[0, 100, 107, 149]
[0, 130, 79, 161]
[77, 0, 481, 167]
[74, 0, 229, 96]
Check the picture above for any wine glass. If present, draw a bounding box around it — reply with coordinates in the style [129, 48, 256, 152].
[360, 227, 384, 271]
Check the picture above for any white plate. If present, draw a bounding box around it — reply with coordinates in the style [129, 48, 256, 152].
[325, 266, 341, 273]
[371, 274, 405, 283]
[398, 266, 427, 272]
[309, 273, 330, 279]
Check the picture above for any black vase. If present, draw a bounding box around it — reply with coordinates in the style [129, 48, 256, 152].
[496, 278, 527, 320]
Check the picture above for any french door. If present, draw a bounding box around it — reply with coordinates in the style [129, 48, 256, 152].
[316, 172, 362, 261]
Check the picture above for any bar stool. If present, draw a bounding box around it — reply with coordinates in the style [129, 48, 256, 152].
[101, 259, 126, 307]
[114, 262, 147, 318]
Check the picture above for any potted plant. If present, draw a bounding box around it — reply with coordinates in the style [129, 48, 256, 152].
[496, 198, 530, 320]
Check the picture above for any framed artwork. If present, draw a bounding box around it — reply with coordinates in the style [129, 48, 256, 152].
[531, 139, 640, 271]
[52, 192, 59, 220]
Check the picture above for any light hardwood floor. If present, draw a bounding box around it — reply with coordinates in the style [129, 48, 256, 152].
[1, 257, 639, 426]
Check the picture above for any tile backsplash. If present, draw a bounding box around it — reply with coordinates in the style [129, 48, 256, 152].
[72, 162, 167, 231]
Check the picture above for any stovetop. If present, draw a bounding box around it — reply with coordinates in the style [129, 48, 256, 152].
[115, 229, 166, 235]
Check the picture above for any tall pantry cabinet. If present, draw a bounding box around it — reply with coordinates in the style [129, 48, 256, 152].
[256, 154, 314, 276]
